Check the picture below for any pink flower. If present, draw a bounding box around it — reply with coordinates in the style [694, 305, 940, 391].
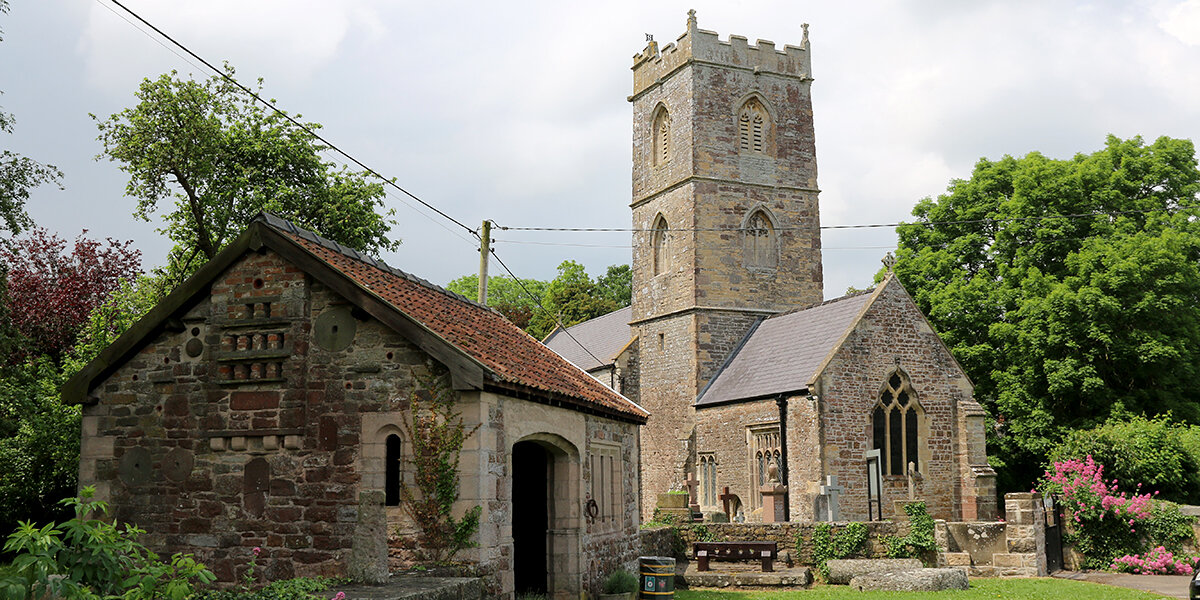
[253, 547, 262, 557]
[333, 593, 346, 600]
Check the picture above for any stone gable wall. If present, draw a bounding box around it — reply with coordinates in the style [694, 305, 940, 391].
[814, 279, 978, 522]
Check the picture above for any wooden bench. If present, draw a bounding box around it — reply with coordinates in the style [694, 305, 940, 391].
[693, 541, 777, 572]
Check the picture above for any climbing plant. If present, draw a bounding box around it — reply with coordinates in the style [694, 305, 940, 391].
[883, 502, 938, 563]
[807, 521, 869, 580]
[399, 372, 482, 563]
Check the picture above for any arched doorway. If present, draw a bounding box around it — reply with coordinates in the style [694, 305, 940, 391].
[511, 434, 581, 599]
[512, 441, 549, 595]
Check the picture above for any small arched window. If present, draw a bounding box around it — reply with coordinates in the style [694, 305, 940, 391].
[651, 215, 669, 275]
[743, 210, 778, 270]
[738, 98, 769, 154]
[385, 433, 402, 506]
[652, 105, 670, 166]
[872, 371, 923, 476]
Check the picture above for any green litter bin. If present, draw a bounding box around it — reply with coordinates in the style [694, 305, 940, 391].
[638, 556, 675, 599]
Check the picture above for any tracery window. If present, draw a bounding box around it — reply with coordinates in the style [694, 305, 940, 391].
[743, 210, 778, 270]
[652, 106, 670, 166]
[651, 215, 669, 276]
[748, 424, 780, 509]
[738, 98, 768, 154]
[698, 454, 717, 507]
[872, 371, 923, 476]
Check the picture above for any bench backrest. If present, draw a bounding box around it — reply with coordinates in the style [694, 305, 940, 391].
[693, 541, 777, 560]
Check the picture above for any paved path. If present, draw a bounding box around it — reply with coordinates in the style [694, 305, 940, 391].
[1054, 570, 1192, 599]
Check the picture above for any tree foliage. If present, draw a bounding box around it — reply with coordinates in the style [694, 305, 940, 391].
[446, 261, 631, 338]
[891, 135, 1200, 491]
[0, 229, 141, 364]
[94, 65, 397, 278]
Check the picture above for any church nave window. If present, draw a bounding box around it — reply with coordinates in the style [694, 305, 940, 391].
[738, 98, 769, 154]
[747, 424, 780, 509]
[872, 370, 923, 476]
[698, 454, 717, 507]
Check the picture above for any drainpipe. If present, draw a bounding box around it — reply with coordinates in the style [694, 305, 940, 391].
[776, 394, 790, 522]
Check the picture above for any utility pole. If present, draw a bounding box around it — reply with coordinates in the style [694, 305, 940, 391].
[478, 220, 491, 304]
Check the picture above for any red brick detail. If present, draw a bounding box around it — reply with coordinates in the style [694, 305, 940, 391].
[230, 391, 280, 410]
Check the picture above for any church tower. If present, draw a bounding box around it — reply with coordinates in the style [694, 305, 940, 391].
[630, 12, 824, 516]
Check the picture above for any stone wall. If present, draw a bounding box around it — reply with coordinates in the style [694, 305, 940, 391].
[936, 493, 1047, 577]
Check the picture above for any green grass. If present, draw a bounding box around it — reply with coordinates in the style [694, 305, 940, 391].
[676, 578, 1174, 599]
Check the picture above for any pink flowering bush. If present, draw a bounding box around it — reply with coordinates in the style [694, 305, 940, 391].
[1111, 546, 1195, 575]
[1038, 455, 1169, 569]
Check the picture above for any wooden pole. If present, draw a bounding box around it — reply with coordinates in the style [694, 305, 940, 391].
[478, 220, 491, 304]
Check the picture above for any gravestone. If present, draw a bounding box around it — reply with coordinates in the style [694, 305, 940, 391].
[686, 471, 701, 518]
[719, 486, 737, 522]
[865, 449, 883, 521]
[815, 475, 843, 522]
[759, 463, 787, 523]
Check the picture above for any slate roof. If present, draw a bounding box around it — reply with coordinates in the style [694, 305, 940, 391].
[543, 306, 633, 371]
[63, 213, 647, 423]
[695, 290, 875, 407]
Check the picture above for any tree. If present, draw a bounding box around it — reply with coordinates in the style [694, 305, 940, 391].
[595, 264, 632, 308]
[0, 228, 141, 364]
[526, 260, 620, 340]
[890, 135, 1200, 492]
[444, 273, 550, 330]
[94, 65, 397, 279]
[0, 1, 63, 237]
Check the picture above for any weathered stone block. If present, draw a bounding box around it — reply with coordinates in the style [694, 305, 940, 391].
[849, 568, 968, 592]
[826, 559, 923, 585]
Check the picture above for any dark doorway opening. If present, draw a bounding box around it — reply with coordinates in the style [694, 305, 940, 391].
[512, 441, 549, 596]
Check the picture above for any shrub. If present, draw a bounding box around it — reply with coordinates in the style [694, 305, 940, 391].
[601, 569, 638, 594]
[1111, 546, 1196, 575]
[1050, 415, 1200, 505]
[192, 577, 342, 600]
[0, 487, 214, 599]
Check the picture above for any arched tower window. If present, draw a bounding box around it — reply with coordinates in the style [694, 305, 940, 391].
[743, 210, 778, 270]
[652, 105, 670, 166]
[738, 98, 769, 154]
[651, 215, 669, 275]
[871, 371, 923, 476]
[385, 433, 403, 506]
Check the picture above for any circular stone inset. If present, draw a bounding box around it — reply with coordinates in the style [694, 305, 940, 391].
[184, 338, 204, 358]
[313, 306, 357, 352]
[163, 447, 194, 482]
[118, 447, 153, 487]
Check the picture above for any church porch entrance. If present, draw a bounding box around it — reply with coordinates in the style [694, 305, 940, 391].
[511, 435, 581, 599]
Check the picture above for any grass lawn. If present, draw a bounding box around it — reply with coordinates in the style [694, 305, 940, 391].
[675, 578, 1174, 599]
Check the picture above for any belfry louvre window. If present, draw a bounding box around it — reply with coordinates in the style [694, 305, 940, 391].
[738, 99, 768, 153]
[743, 210, 777, 270]
[652, 106, 670, 166]
[872, 371, 922, 476]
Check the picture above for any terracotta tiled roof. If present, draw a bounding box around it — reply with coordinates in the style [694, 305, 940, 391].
[261, 215, 647, 421]
[695, 290, 874, 406]
[543, 306, 633, 371]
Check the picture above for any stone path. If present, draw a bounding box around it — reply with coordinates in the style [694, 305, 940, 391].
[1054, 570, 1191, 599]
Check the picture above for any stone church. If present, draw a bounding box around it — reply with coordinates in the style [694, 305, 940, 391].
[545, 13, 997, 524]
[65, 213, 649, 599]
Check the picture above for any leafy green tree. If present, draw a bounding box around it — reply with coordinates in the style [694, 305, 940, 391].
[891, 135, 1200, 492]
[0, 1, 63, 237]
[94, 65, 398, 279]
[527, 260, 620, 340]
[595, 264, 632, 308]
[445, 273, 550, 330]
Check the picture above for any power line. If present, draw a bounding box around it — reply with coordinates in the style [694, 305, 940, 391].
[102, 0, 480, 241]
[486, 248, 608, 368]
[493, 204, 1200, 234]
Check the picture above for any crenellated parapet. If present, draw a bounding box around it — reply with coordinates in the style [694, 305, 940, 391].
[632, 10, 811, 98]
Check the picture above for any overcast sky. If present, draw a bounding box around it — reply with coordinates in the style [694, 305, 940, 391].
[4, 1, 1200, 299]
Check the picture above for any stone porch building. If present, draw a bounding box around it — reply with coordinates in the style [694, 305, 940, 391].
[65, 214, 648, 599]
[545, 13, 996, 523]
